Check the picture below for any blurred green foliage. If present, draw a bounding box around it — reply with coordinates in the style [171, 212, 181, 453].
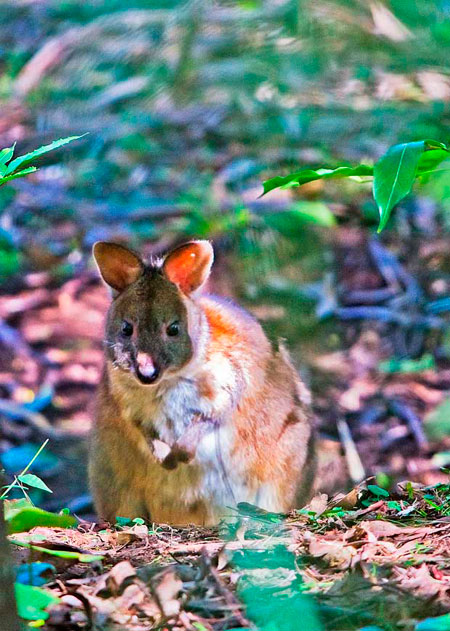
[1, 0, 450, 341]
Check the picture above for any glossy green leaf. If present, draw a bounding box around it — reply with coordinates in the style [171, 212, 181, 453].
[262, 164, 373, 196]
[262, 139, 450, 231]
[15, 583, 59, 621]
[115, 516, 133, 527]
[5, 501, 76, 533]
[18, 474, 52, 494]
[4, 134, 86, 176]
[373, 141, 425, 232]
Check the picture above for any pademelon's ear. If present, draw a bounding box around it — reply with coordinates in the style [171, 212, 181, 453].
[163, 241, 213, 295]
[93, 242, 143, 292]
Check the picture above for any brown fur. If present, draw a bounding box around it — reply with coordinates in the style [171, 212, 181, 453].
[89, 241, 315, 525]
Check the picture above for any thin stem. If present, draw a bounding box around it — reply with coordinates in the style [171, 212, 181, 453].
[0, 439, 49, 500]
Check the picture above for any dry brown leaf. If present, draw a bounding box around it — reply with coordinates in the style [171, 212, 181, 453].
[329, 487, 359, 510]
[96, 561, 137, 597]
[308, 535, 359, 569]
[359, 520, 407, 539]
[394, 564, 450, 604]
[305, 493, 329, 516]
[153, 569, 182, 617]
[116, 583, 146, 611]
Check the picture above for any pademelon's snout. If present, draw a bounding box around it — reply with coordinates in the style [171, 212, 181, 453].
[135, 351, 160, 384]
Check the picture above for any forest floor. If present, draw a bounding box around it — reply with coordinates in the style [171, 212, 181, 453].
[3, 225, 450, 630]
[10, 484, 450, 630]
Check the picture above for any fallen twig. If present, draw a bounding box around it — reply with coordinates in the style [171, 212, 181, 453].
[337, 418, 365, 483]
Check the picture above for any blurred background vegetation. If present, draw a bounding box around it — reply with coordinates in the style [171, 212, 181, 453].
[2, 0, 450, 509]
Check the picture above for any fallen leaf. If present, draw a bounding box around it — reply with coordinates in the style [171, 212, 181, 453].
[96, 561, 137, 597]
[153, 569, 182, 617]
[305, 493, 329, 516]
[308, 536, 358, 569]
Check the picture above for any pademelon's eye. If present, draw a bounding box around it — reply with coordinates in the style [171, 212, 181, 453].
[121, 320, 133, 337]
[166, 321, 180, 337]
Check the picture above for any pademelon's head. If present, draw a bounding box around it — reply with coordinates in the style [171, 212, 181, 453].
[93, 240, 213, 385]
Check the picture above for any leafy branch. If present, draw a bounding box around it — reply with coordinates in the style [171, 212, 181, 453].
[0, 134, 86, 187]
[262, 139, 450, 232]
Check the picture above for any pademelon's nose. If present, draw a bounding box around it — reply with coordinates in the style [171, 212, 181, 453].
[136, 352, 160, 384]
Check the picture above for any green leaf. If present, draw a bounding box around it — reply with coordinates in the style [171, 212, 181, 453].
[15, 583, 59, 621]
[115, 516, 133, 527]
[18, 474, 53, 494]
[294, 201, 337, 227]
[0, 144, 15, 175]
[373, 141, 426, 232]
[5, 501, 76, 533]
[416, 613, 450, 631]
[11, 539, 103, 563]
[4, 134, 86, 176]
[417, 148, 450, 174]
[0, 167, 37, 186]
[367, 484, 390, 497]
[262, 139, 450, 232]
[262, 164, 373, 196]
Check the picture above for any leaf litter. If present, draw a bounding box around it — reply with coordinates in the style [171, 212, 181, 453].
[8, 480, 450, 630]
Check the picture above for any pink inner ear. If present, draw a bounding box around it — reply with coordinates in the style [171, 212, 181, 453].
[164, 241, 213, 294]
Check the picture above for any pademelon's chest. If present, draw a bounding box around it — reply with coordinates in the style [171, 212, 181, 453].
[152, 379, 202, 443]
[116, 375, 262, 512]
[137, 379, 242, 505]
